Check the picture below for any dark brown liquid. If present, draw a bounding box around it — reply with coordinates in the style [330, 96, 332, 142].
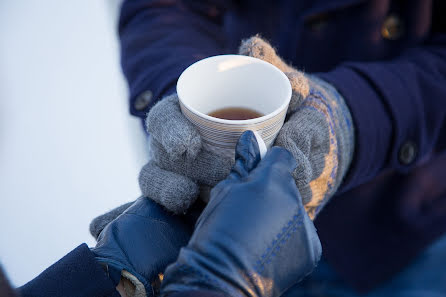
[208, 107, 264, 120]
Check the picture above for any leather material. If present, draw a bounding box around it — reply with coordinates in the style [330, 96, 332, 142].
[92, 197, 193, 296]
[161, 131, 322, 297]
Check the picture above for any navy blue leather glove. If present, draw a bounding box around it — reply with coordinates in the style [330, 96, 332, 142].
[91, 197, 194, 297]
[161, 131, 322, 297]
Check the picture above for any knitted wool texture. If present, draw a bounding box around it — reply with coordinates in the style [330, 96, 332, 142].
[141, 95, 234, 214]
[138, 160, 200, 214]
[240, 36, 354, 218]
[145, 95, 201, 160]
[276, 76, 354, 218]
[238, 35, 310, 113]
[89, 201, 134, 239]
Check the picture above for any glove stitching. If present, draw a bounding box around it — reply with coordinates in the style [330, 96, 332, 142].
[255, 206, 304, 273]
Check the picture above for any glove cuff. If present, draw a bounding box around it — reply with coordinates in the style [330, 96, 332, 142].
[94, 256, 151, 297]
[121, 270, 147, 297]
[304, 75, 355, 217]
[161, 254, 242, 297]
[96, 263, 147, 297]
[307, 74, 355, 184]
[275, 74, 355, 219]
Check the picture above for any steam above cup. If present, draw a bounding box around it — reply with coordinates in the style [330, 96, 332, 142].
[177, 55, 291, 158]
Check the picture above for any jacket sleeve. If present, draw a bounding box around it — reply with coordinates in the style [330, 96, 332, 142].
[319, 34, 446, 193]
[18, 244, 120, 297]
[119, 0, 233, 118]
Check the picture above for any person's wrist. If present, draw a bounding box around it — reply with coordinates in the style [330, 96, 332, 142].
[117, 277, 143, 297]
[93, 253, 147, 297]
[307, 74, 355, 189]
[94, 260, 131, 297]
[96, 261, 122, 287]
[116, 278, 129, 297]
[95, 260, 147, 297]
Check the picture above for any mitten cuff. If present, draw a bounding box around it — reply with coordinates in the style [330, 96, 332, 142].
[318, 67, 392, 193]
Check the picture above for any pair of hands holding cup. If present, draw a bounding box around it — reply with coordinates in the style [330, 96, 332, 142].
[91, 36, 354, 296]
[142, 36, 354, 219]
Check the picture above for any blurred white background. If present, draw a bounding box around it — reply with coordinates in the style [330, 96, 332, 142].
[0, 0, 149, 286]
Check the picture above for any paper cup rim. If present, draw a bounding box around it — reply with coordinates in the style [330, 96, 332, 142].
[177, 55, 292, 125]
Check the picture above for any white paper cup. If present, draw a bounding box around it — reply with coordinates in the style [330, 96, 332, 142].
[177, 55, 291, 158]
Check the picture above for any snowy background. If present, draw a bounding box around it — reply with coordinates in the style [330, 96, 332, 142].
[0, 0, 149, 286]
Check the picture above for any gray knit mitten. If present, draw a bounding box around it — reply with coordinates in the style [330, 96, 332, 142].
[89, 96, 235, 237]
[140, 95, 234, 214]
[89, 201, 134, 239]
[240, 36, 355, 219]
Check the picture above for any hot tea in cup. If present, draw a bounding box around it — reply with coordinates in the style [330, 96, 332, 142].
[208, 107, 264, 120]
[177, 55, 291, 157]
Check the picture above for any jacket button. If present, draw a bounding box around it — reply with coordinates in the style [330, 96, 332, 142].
[134, 90, 153, 111]
[398, 141, 417, 165]
[381, 15, 404, 40]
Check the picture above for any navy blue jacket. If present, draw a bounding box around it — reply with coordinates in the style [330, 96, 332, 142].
[17, 244, 120, 297]
[118, 0, 446, 292]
